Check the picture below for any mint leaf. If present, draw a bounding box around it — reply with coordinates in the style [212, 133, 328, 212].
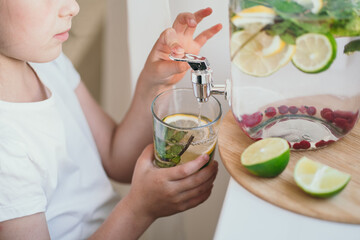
[171, 131, 187, 142]
[169, 145, 183, 156]
[240, 0, 274, 9]
[170, 156, 181, 164]
[331, 17, 360, 37]
[272, 0, 306, 16]
[280, 32, 296, 45]
[266, 20, 292, 35]
[344, 39, 360, 54]
[324, 0, 357, 19]
[165, 129, 186, 143]
[294, 19, 331, 34]
[266, 20, 306, 44]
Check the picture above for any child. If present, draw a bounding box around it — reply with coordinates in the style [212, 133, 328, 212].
[0, 1, 222, 239]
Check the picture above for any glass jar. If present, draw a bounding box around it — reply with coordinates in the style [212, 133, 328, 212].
[229, 0, 360, 150]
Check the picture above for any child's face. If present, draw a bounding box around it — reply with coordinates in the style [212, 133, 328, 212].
[0, 0, 79, 63]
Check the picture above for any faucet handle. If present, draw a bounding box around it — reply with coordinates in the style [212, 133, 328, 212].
[169, 53, 210, 71]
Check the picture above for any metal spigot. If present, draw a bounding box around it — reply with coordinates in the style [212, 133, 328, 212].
[169, 53, 226, 102]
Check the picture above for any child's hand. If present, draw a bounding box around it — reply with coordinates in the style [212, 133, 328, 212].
[125, 144, 218, 220]
[139, 8, 222, 92]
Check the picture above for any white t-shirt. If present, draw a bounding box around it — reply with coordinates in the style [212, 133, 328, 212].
[0, 53, 120, 239]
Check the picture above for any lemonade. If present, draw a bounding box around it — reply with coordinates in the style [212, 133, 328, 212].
[229, 0, 360, 149]
[152, 89, 221, 168]
[154, 114, 217, 168]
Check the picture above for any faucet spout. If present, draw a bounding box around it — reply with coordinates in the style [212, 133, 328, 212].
[169, 53, 226, 102]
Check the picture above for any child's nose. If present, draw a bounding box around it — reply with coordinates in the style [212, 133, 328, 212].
[59, 0, 80, 18]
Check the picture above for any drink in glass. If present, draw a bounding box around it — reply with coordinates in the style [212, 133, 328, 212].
[152, 88, 222, 167]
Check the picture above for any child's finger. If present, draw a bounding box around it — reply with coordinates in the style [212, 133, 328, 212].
[194, 24, 223, 47]
[178, 187, 213, 212]
[175, 173, 215, 203]
[165, 154, 210, 181]
[174, 160, 218, 193]
[185, 8, 213, 36]
[193, 7, 213, 24]
[172, 12, 197, 33]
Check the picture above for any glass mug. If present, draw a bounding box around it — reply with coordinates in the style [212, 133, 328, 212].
[151, 88, 222, 168]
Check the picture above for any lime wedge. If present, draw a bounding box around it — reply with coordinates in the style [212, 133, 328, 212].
[292, 33, 337, 73]
[294, 157, 351, 198]
[241, 138, 290, 177]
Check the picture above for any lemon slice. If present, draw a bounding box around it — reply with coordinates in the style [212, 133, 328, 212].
[163, 113, 210, 143]
[241, 138, 290, 177]
[294, 157, 351, 198]
[231, 31, 296, 77]
[260, 35, 286, 57]
[294, 0, 323, 14]
[163, 113, 207, 128]
[292, 33, 337, 73]
[231, 5, 276, 28]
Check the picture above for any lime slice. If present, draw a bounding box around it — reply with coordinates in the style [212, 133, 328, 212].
[292, 33, 337, 73]
[241, 138, 290, 177]
[294, 0, 323, 14]
[294, 157, 351, 198]
[231, 31, 296, 77]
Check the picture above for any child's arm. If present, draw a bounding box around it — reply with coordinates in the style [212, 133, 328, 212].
[0, 213, 50, 239]
[76, 8, 222, 182]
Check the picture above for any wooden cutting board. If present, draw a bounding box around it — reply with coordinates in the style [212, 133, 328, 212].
[218, 111, 360, 224]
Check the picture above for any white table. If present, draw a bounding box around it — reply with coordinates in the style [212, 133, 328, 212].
[214, 178, 360, 240]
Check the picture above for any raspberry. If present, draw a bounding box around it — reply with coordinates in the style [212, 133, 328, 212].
[333, 110, 354, 122]
[241, 112, 263, 128]
[334, 118, 349, 132]
[306, 106, 316, 116]
[265, 107, 276, 118]
[299, 140, 311, 149]
[289, 106, 298, 114]
[293, 140, 311, 149]
[278, 105, 289, 115]
[315, 140, 327, 148]
[293, 142, 302, 149]
[299, 106, 307, 114]
[321, 108, 334, 121]
[315, 140, 335, 148]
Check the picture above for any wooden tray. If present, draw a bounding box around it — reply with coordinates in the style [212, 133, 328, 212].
[218, 111, 360, 224]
